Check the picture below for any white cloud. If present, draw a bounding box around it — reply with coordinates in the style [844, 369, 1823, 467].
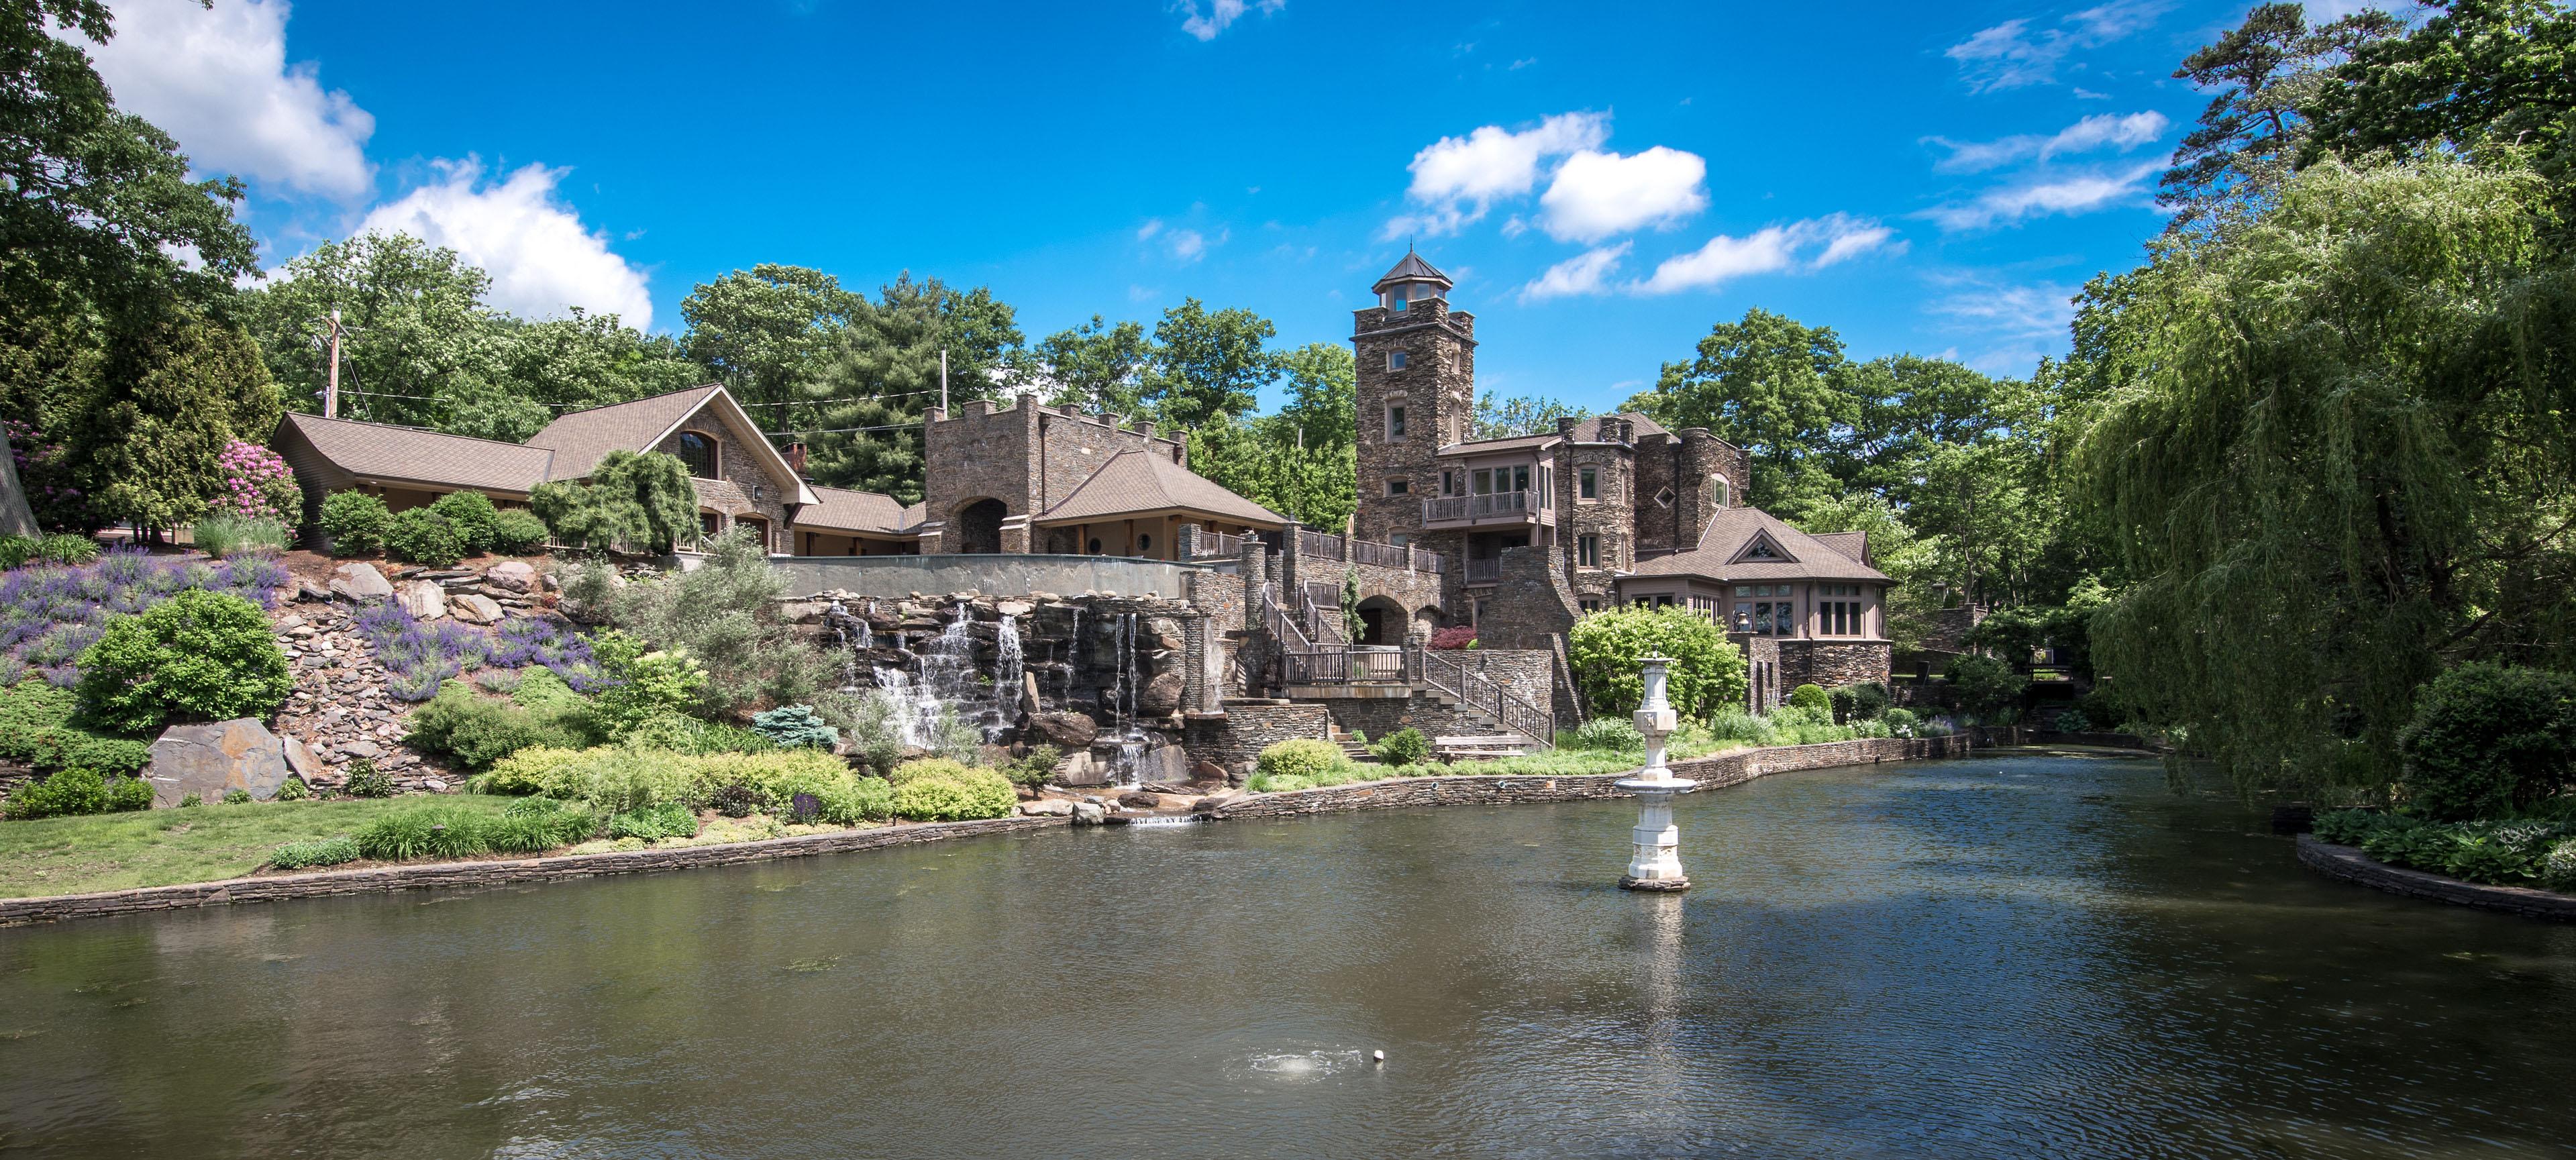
[1169, 228, 1208, 261]
[1946, 1, 2172, 92]
[1932, 111, 2169, 172]
[1136, 219, 1164, 240]
[1177, 0, 1282, 41]
[1518, 243, 1630, 303]
[1629, 215, 1896, 296]
[1927, 280, 2078, 339]
[81, 0, 374, 199]
[356, 160, 654, 327]
[1537, 146, 1708, 242]
[1383, 111, 1608, 238]
[1920, 162, 2161, 230]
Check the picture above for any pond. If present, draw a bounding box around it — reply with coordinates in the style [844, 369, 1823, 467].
[3, 754, 2573, 1158]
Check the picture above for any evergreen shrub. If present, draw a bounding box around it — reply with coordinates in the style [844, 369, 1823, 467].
[752, 704, 840, 749]
[1567, 717, 1645, 751]
[428, 490, 502, 553]
[1788, 684, 1831, 713]
[1374, 727, 1430, 767]
[382, 508, 466, 567]
[3, 767, 154, 820]
[1567, 605, 1745, 723]
[489, 510, 548, 556]
[342, 757, 394, 798]
[1254, 739, 1341, 784]
[888, 764, 1015, 821]
[74, 588, 291, 732]
[2396, 663, 2576, 821]
[319, 492, 391, 556]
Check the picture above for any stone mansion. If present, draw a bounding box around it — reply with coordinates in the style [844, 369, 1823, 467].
[272, 250, 1892, 701]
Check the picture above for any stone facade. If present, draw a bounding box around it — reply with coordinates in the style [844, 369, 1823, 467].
[655, 420, 790, 552]
[1474, 544, 1579, 651]
[917, 397, 1184, 555]
[1555, 418, 1638, 611]
[1352, 297, 1476, 554]
[1777, 639, 1896, 693]
[1186, 700, 1333, 774]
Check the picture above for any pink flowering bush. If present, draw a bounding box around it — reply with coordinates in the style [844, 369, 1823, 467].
[216, 440, 299, 523]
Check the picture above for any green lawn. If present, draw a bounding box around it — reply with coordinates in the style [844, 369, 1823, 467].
[0, 796, 522, 899]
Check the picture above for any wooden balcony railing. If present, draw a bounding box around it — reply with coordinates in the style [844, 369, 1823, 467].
[1421, 490, 1535, 525]
[1463, 558, 1501, 584]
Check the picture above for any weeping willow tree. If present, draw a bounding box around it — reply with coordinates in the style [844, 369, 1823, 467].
[2068, 156, 2576, 794]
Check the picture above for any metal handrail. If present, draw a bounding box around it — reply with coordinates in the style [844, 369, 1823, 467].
[1413, 646, 1554, 749]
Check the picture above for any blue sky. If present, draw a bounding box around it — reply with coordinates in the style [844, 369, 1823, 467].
[92, 0, 2304, 413]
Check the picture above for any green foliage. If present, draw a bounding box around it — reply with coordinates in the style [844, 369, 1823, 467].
[1474, 394, 1590, 440]
[752, 704, 839, 749]
[35, 533, 98, 565]
[583, 530, 828, 714]
[2395, 664, 2576, 822]
[1372, 727, 1430, 768]
[404, 680, 581, 771]
[191, 515, 289, 558]
[797, 274, 1024, 501]
[471, 745, 889, 825]
[179, 793, 201, 807]
[1943, 654, 2024, 719]
[428, 490, 501, 553]
[1828, 682, 1892, 724]
[0, 535, 35, 568]
[319, 491, 391, 555]
[2315, 809, 2576, 890]
[74, 588, 291, 733]
[274, 776, 307, 802]
[342, 758, 394, 798]
[1788, 684, 1831, 713]
[219, 788, 250, 804]
[382, 507, 466, 566]
[623, 713, 770, 755]
[0, 682, 149, 776]
[529, 450, 698, 554]
[1255, 739, 1343, 785]
[3, 767, 151, 821]
[266, 835, 359, 871]
[354, 804, 495, 862]
[1567, 717, 1646, 752]
[607, 801, 699, 842]
[888, 762, 1017, 822]
[488, 510, 548, 556]
[999, 745, 1062, 788]
[1567, 605, 1746, 723]
[585, 629, 710, 736]
[1883, 708, 1927, 738]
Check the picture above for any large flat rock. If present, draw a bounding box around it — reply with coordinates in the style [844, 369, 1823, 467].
[147, 719, 291, 807]
[398, 580, 447, 621]
[328, 562, 394, 601]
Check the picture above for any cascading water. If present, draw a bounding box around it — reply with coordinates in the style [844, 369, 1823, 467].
[1108, 611, 1148, 785]
[862, 603, 1025, 747]
[988, 613, 1023, 741]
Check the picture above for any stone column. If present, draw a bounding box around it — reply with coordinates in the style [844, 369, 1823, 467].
[1277, 519, 1302, 603]
[1616, 655, 1692, 892]
[1176, 522, 1201, 562]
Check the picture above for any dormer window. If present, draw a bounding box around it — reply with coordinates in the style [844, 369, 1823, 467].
[1747, 539, 1780, 560]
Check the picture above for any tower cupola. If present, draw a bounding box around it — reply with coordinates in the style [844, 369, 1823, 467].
[1372, 248, 1454, 313]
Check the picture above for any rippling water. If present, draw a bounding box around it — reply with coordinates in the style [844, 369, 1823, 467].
[3, 754, 2573, 1158]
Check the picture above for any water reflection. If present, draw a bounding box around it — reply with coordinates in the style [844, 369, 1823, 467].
[1, 756, 2572, 1159]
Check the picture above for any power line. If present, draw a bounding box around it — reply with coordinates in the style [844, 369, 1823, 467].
[760, 422, 926, 438]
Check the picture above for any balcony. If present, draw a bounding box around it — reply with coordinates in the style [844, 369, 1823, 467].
[1464, 558, 1501, 586]
[1421, 490, 1551, 530]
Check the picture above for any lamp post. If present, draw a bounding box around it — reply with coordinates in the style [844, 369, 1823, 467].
[1616, 655, 1692, 892]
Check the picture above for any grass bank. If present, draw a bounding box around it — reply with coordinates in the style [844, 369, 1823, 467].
[0, 796, 521, 898]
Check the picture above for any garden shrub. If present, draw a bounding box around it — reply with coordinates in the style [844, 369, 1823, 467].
[428, 490, 503, 553]
[1567, 604, 1746, 722]
[580, 530, 831, 715]
[0, 682, 150, 776]
[404, 680, 580, 770]
[2313, 808, 2576, 887]
[1255, 739, 1341, 784]
[1828, 682, 1891, 724]
[1788, 684, 1831, 714]
[588, 631, 711, 736]
[626, 713, 770, 755]
[1000, 745, 1062, 788]
[343, 757, 395, 798]
[489, 510, 549, 556]
[1373, 727, 1430, 767]
[355, 805, 490, 861]
[0, 535, 36, 569]
[190, 515, 291, 559]
[1883, 708, 1924, 738]
[889, 763, 1015, 821]
[215, 439, 300, 523]
[319, 491, 392, 556]
[753, 704, 840, 749]
[36, 534, 97, 566]
[221, 788, 251, 804]
[268, 836, 360, 871]
[1428, 625, 1478, 650]
[3, 767, 153, 820]
[528, 449, 697, 553]
[1567, 717, 1645, 751]
[1944, 654, 2024, 718]
[2395, 662, 2576, 822]
[275, 776, 309, 801]
[74, 588, 292, 733]
[607, 801, 699, 842]
[382, 507, 466, 567]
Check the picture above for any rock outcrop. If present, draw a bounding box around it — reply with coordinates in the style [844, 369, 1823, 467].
[146, 719, 292, 806]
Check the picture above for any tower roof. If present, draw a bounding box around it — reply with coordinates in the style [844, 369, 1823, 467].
[1372, 249, 1453, 293]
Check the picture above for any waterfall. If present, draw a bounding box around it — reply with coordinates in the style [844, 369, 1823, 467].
[990, 613, 1023, 741]
[827, 598, 863, 695]
[1109, 611, 1148, 786]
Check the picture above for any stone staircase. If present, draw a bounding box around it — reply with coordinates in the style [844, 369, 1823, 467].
[1414, 687, 1539, 757]
[1329, 726, 1378, 764]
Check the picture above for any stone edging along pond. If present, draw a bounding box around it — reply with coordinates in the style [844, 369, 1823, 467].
[2297, 835, 2576, 922]
[0, 735, 1977, 929]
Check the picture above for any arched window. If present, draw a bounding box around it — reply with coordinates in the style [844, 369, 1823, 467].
[676, 431, 718, 478]
[1136, 533, 1152, 556]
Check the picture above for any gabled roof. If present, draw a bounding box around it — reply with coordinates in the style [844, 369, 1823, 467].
[1624, 506, 1890, 584]
[276, 413, 555, 494]
[1810, 531, 1869, 564]
[526, 384, 819, 505]
[1565, 413, 1670, 442]
[1037, 450, 1286, 527]
[1373, 249, 1453, 293]
[797, 485, 921, 536]
[1436, 411, 1670, 456]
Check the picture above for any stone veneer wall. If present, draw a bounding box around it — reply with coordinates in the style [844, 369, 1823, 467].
[1323, 694, 1484, 742]
[1554, 419, 1637, 608]
[1186, 700, 1333, 775]
[1184, 566, 1246, 712]
[654, 422, 790, 551]
[919, 399, 1186, 555]
[1776, 639, 1894, 692]
[1352, 299, 1476, 549]
[1477, 543, 1579, 650]
[1209, 734, 1971, 819]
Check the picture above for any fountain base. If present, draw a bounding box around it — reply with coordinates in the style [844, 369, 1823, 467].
[1618, 875, 1691, 892]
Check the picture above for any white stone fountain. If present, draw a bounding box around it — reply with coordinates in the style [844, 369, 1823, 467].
[1615, 655, 1693, 892]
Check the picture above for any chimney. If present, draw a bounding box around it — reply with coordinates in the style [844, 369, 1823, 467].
[786, 442, 809, 476]
[1557, 416, 1580, 440]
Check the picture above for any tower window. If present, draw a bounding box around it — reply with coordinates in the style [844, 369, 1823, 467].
[676, 431, 719, 479]
[1388, 350, 1408, 371]
[1712, 476, 1731, 509]
[1578, 535, 1600, 568]
[1390, 292, 1408, 312]
[1579, 467, 1598, 500]
[1386, 478, 1410, 496]
[1388, 405, 1406, 439]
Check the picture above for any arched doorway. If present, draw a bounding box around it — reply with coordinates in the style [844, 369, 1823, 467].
[954, 498, 1006, 554]
[1355, 595, 1408, 645]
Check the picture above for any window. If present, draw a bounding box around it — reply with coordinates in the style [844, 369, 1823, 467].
[1390, 533, 1408, 549]
[1577, 535, 1600, 568]
[1441, 470, 1457, 496]
[1712, 476, 1731, 509]
[1137, 533, 1152, 555]
[1579, 468, 1599, 499]
[676, 431, 718, 478]
[1087, 537, 1103, 554]
[1653, 486, 1676, 509]
[1512, 465, 1531, 494]
[1472, 468, 1494, 494]
[1390, 292, 1407, 312]
[1580, 599, 1601, 613]
[699, 512, 722, 538]
[1388, 350, 1408, 371]
[1746, 538, 1780, 560]
[1386, 478, 1410, 496]
[1388, 405, 1407, 439]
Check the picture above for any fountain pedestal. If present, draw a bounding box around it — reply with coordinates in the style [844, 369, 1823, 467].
[1616, 656, 1692, 892]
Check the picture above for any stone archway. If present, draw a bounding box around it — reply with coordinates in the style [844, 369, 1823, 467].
[953, 498, 1006, 555]
[1355, 595, 1408, 645]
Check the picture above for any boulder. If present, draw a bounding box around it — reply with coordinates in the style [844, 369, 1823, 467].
[484, 560, 537, 593]
[1192, 789, 1245, 812]
[146, 719, 291, 807]
[1137, 672, 1184, 715]
[1193, 759, 1229, 782]
[1117, 791, 1163, 810]
[328, 562, 394, 602]
[281, 735, 323, 783]
[398, 580, 447, 621]
[1029, 711, 1099, 750]
[449, 593, 505, 624]
[1021, 672, 1043, 719]
[1070, 801, 1108, 825]
[1019, 799, 1076, 817]
[1141, 744, 1189, 785]
[1056, 751, 1108, 788]
[1146, 617, 1187, 653]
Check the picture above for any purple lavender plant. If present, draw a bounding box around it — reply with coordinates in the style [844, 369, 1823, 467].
[788, 792, 821, 823]
[386, 662, 455, 702]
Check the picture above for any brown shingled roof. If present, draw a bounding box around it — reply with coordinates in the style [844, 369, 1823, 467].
[525, 386, 721, 481]
[277, 413, 554, 494]
[1037, 450, 1285, 527]
[1624, 506, 1889, 584]
[1437, 410, 1671, 456]
[796, 485, 919, 535]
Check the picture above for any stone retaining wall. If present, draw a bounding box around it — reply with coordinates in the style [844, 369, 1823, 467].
[2296, 835, 2576, 922]
[1208, 735, 1969, 820]
[0, 815, 1060, 928]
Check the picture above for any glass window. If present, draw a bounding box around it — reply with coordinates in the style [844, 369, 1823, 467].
[1137, 533, 1152, 555]
[1473, 469, 1494, 494]
[1388, 405, 1406, 438]
[1712, 478, 1730, 508]
[1441, 470, 1457, 496]
[1747, 539, 1779, 560]
[676, 431, 718, 478]
[1388, 351, 1408, 370]
[1390, 533, 1408, 549]
[1386, 478, 1410, 496]
[1579, 467, 1598, 499]
[1733, 585, 1750, 597]
[1578, 535, 1599, 568]
[1390, 293, 1407, 312]
[1512, 465, 1530, 493]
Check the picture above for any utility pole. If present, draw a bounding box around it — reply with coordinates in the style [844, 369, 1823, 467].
[939, 348, 949, 413]
[323, 309, 344, 419]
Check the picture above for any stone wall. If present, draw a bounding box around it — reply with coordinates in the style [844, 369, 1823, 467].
[1476, 543, 1578, 649]
[1449, 648, 1553, 712]
[655, 421, 788, 552]
[919, 398, 1187, 556]
[1186, 700, 1333, 774]
[1732, 633, 1782, 712]
[1777, 639, 1893, 692]
[1353, 299, 1476, 547]
[1322, 694, 1484, 742]
[1208, 734, 1971, 819]
[2299, 836, 2576, 921]
[1555, 420, 1636, 608]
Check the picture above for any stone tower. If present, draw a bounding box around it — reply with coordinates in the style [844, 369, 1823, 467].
[1351, 250, 1476, 547]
